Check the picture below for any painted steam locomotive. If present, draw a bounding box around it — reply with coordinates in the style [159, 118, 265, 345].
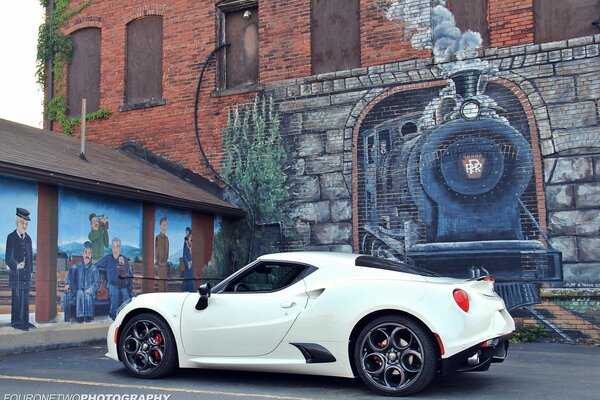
[359, 68, 562, 310]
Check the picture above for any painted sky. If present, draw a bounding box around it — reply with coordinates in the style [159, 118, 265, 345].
[0, 177, 38, 254]
[58, 188, 142, 249]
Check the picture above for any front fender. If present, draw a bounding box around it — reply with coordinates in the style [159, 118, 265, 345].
[107, 292, 193, 362]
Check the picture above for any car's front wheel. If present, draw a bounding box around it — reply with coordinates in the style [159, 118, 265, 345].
[354, 315, 438, 396]
[118, 313, 178, 379]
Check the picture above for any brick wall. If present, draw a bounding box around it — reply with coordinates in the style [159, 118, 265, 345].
[360, 0, 431, 67]
[259, 0, 311, 83]
[46, 1, 600, 342]
[488, 0, 534, 48]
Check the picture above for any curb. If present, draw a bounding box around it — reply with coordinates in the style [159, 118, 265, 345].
[0, 321, 110, 356]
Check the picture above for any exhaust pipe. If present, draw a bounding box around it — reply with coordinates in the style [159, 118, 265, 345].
[467, 352, 480, 366]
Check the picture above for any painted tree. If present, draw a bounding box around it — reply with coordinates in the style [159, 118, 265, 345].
[213, 95, 293, 266]
[221, 95, 289, 224]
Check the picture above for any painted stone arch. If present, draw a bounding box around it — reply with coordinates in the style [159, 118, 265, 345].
[349, 72, 559, 311]
[496, 71, 600, 155]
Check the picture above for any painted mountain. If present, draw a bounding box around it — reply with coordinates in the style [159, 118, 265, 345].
[58, 242, 143, 260]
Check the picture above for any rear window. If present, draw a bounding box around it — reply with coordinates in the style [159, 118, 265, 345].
[355, 256, 440, 277]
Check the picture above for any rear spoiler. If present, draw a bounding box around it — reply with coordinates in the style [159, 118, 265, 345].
[469, 275, 495, 282]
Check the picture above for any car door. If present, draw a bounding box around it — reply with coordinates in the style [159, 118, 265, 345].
[180, 261, 311, 357]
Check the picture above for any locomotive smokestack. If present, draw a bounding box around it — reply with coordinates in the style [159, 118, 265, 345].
[450, 69, 482, 98]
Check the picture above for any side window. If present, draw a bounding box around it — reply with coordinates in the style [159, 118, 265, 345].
[447, 0, 490, 47]
[218, 3, 259, 89]
[311, 0, 360, 74]
[225, 263, 307, 293]
[67, 28, 101, 117]
[534, 0, 600, 43]
[125, 16, 163, 106]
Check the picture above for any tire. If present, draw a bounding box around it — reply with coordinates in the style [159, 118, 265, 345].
[118, 313, 178, 379]
[354, 315, 438, 396]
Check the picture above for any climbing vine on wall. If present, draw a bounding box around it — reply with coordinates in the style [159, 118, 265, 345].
[36, 0, 110, 135]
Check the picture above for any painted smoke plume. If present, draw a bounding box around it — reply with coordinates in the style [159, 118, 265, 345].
[376, 0, 432, 49]
[379, 0, 483, 62]
[432, 0, 482, 62]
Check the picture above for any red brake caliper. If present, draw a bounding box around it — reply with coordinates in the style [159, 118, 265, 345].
[153, 333, 162, 361]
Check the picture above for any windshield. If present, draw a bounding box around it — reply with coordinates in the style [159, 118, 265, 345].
[355, 256, 440, 277]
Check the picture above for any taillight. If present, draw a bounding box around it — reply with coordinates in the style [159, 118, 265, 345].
[453, 289, 470, 312]
[478, 276, 495, 282]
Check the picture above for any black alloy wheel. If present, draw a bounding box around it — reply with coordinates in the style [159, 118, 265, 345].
[354, 315, 438, 396]
[118, 313, 178, 379]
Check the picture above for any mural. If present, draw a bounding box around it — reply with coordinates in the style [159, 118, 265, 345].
[205, 216, 233, 283]
[58, 188, 142, 321]
[216, 95, 297, 266]
[356, 1, 562, 312]
[356, 67, 562, 311]
[154, 206, 191, 292]
[0, 177, 38, 330]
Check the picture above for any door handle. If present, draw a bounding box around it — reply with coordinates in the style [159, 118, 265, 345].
[280, 301, 296, 308]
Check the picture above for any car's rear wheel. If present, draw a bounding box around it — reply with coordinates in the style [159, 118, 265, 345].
[118, 313, 177, 379]
[354, 315, 437, 396]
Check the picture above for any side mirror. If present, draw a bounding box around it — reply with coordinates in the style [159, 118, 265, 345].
[195, 282, 211, 311]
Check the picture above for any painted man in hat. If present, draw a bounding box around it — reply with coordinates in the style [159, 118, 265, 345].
[96, 237, 132, 320]
[74, 241, 100, 323]
[4, 208, 35, 331]
[155, 216, 169, 292]
[88, 213, 109, 261]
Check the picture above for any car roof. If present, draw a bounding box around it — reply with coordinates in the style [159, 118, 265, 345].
[257, 251, 360, 268]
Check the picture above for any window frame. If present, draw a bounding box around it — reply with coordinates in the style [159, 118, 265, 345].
[121, 15, 166, 112]
[213, 260, 316, 294]
[215, 0, 260, 94]
[67, 27, 102, 118]
[533, 0, 600, 44]
[310, 0, 361, 75]
[446, 0, 490, 48]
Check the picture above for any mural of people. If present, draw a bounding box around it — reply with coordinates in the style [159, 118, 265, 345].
[88, 213, 109, 261]
[61, 262, 78, 322]
[182, 227, 194, 292]
[73, 241, 100, 323]
[96, 237, 132, 320]
[155, 216, 169, 292]
[4, 208, 34, 331]
[58, 188, 142, 321]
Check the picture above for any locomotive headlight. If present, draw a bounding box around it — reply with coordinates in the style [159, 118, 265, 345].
[460, 100, 481, 120]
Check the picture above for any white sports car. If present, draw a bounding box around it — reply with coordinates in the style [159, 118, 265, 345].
[106, 252, 514, 396]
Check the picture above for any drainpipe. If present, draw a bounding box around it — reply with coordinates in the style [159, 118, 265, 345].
[46, 0, 55, 131]
[80, 98, 87, 161]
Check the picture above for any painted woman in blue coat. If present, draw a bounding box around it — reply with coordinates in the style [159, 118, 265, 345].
[182, 227, 195, 292]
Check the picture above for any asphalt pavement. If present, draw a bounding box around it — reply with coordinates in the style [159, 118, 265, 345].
[0, 343, 598, 400]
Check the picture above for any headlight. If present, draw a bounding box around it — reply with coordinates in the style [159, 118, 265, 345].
[460, 99, 481, 120]
[116, 296, 133, 317]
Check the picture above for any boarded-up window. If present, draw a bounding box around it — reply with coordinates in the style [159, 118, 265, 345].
[67, 28, 101, 117]
[534, 0, 600, 43]
[447, 0, 490, 47]
[311, 0, 360, 74]
[219, 6, 259, 89]
[125, 16, 163, 104]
